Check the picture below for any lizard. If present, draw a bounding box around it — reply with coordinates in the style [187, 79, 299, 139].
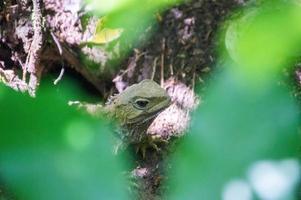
[70, 79, 171, 156]
[70, 79, 197, 199]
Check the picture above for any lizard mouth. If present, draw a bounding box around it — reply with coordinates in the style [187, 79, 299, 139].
[136, 107, 166, 126]
[148, 97, 171, 113]
[137, 97, 171, 125]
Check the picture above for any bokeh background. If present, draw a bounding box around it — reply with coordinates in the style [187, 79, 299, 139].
[1, 0, 301, 199]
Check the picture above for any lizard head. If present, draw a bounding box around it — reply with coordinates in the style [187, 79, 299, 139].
[106, 79, 171, 126]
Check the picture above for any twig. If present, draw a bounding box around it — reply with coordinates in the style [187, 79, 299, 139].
[191, 64, 196, 90]
[50, 31, 63, 55]
[151, 57, 158, 80]
[192, 71, 195, 90]
[160, 38, 165, 87]
[169, 63, 174, 76]
[50, 31, 65, 85]
[53, 66, 65, 85]
[24, 0, 43, 96]
[119, 50, 146, 78]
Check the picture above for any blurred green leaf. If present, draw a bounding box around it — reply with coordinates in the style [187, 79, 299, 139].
[167, 70, 300, 200]
[85, 0, 183, 47]
[85, 0, 132, 14]
[225, 1, 301, 83]
[0, 83, 129, 200]
[167, 1, 301, 199]
[86, 0, 182, 15]
[83, 17, 124, 45]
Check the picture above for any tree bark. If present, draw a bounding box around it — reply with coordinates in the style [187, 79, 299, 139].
[0, 0, 246, 199]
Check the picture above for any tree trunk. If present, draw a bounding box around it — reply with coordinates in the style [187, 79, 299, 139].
[0, 0, 247, 199]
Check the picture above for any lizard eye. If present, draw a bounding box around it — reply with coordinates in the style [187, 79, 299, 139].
[133, 99, 150, 110]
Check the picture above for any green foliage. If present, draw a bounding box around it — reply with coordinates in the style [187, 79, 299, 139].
[0, 83, 129, 200]
[1, 1, 301, 200]
[85, 0, 182, 15]
[225, 0, 301, 83]
[167, 1, 301, 199]
[166, 70, 300, 199]
[85, 0, 183, 46]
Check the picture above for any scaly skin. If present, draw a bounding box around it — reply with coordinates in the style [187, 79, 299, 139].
[104, 80, 171, 148]
[70, 79, 171, 156]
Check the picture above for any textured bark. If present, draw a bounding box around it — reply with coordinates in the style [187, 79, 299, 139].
[0, 0, 247, 199]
